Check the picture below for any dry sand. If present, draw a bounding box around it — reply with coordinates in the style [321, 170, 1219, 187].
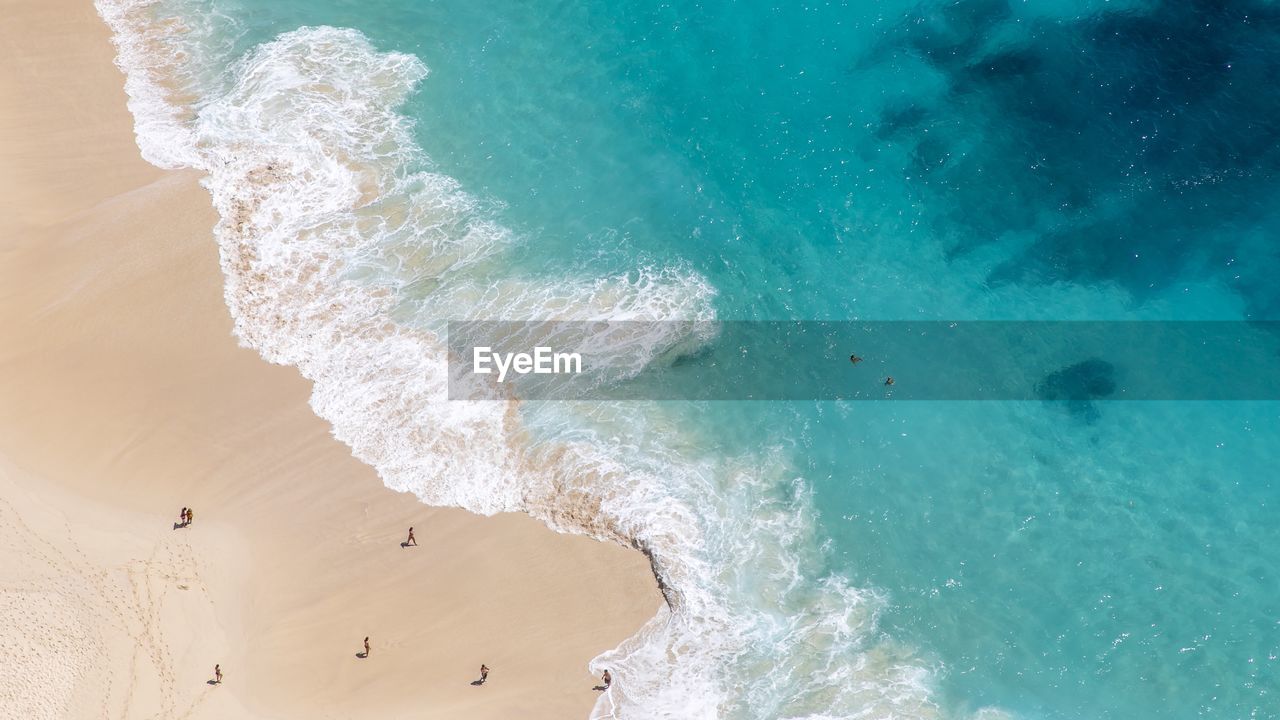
[0, 1, 661, 718]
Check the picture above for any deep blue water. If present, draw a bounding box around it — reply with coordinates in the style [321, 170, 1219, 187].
[161, 0, 1280, 717]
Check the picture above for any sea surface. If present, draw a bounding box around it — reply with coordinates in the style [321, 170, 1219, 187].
[98, 0, 1279, 718]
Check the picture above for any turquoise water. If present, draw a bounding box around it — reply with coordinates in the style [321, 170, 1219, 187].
[104, 0, 1279, 717]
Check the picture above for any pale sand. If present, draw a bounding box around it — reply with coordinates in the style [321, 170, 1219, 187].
[0, 2, 660, 718]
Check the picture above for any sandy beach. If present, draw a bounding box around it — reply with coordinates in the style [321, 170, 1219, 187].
[0, 1, 660, 718]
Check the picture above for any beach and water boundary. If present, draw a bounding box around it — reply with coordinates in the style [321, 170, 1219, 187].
[75, 0, 968, 718]
[0, 1, 657, 718]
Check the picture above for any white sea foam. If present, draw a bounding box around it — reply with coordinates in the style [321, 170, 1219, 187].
[95, 4, 963, 717]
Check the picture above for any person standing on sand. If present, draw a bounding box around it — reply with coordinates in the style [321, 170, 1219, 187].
[364, 637, 370, 657]
[601, 670, 611, 689]
[214, 664, 222, 684]
[186, 508, 194, 525]
[479, 664, 489, 684]
[178, 508, 188, 528]
[406, 527, 417, 546]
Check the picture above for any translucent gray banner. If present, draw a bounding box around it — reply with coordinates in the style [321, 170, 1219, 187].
[446, 321, 1280, 401]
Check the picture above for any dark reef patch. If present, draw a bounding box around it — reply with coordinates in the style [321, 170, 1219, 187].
[1035, 357, 1117, 421]
[874, 0, 1280, 317]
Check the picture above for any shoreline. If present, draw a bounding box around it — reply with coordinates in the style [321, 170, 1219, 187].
[0, 1, 660, 718]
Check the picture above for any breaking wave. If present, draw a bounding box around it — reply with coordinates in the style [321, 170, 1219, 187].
[96, 2, 994, 717]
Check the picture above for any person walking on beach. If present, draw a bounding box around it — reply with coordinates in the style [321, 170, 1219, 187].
[185, 508, 194, 526]
[363, 637, 370, 658]
[178, 507, 188, 528]
[601, 670, 612, 689]
[479, 664, 489, 684]
[406, 527, 417, 546]
[214, 664, 222, 684]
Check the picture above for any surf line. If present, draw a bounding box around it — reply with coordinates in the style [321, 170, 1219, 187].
[471, 346, 583, 383]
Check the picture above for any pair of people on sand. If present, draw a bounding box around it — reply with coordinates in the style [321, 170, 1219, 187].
[177, 507, 194, 527]
[474, 663, 610, 691]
